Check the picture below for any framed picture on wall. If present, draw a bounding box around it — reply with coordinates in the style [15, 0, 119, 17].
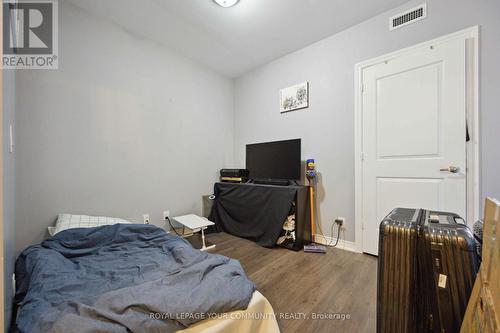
[280, 82, 309, 113]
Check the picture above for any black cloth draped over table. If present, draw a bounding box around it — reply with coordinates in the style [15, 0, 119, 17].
[209, 182, 299, 247]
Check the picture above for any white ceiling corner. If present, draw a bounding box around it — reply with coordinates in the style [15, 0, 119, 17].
[66, 0, 412, 78]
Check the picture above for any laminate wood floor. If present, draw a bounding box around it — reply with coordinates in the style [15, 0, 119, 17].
[204, 232, 378, 333]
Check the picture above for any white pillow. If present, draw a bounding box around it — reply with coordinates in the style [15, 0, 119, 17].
[47, 226, 57, 236]
[53, 214, 131, 235]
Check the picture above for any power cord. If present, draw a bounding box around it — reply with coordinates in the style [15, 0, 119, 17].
[166, 216, 182, 236]
[313, 216, 342, 247]
[328, 221, 342, 247]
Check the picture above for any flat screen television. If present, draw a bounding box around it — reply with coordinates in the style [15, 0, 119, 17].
[246, 139, 301, 181]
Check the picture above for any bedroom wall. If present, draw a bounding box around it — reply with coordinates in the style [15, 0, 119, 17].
[13, 1, 234, 253]
[233, 0, 500, 244]
[3, 70, 16, 330]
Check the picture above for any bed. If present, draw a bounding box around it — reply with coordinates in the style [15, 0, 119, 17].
[12, 222, 279, 333]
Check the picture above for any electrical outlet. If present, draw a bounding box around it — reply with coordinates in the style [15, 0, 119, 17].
[163, 210, 170, 221]
[335, 217, 345, 226]
[143, 214, 150, 224]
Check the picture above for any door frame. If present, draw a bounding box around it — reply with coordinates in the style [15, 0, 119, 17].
[0, 1, 4, 330]
[354, 26, 480, 253]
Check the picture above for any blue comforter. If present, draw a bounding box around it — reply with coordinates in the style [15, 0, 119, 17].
[13, 224, 255, 333]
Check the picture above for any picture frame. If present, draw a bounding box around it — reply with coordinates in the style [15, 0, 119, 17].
[280, 82, 309, 113]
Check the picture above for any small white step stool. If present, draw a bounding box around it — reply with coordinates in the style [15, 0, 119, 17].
[172, 214, 216, 251]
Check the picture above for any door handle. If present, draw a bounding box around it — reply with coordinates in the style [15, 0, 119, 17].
[440, 166, 460, 173]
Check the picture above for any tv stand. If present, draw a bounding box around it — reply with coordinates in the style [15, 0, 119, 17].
[252, 178, 292, 186]
[209, 182, 311, 251]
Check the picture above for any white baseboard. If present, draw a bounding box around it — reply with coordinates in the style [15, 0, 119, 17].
[313, 234, 361, 253]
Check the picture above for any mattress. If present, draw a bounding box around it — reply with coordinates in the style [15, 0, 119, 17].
[179, 291, 280, 333]
[13, 224, 258, 333]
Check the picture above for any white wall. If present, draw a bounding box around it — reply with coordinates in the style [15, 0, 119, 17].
[13, 1, 234, 253]
[3, 69, 16, 331]
[234, 0, 500, 242]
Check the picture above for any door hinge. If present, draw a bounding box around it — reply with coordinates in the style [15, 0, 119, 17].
[360, 83, 365, 93]
[361, 152, 365, 161]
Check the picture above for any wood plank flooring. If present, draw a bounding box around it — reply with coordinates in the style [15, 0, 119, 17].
[204, 232, 378, 333]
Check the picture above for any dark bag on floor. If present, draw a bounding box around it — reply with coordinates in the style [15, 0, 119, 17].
[472, 219, 484, 260]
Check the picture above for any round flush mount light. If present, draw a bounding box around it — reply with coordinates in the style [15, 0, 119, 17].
[213, 0, 240, 8]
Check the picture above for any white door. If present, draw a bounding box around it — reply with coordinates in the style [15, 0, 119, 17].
[361, 37, 467, 255]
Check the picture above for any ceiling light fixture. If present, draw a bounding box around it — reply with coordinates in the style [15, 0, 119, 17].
[213, 0, 239, 8]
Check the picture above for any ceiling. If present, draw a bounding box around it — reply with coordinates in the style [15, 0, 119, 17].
[68, 0, 411, 78]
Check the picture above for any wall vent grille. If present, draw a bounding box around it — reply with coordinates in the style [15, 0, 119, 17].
[390, 4, 427, 31]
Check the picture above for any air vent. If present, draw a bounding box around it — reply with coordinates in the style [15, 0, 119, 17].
[390, 4, 427, 31]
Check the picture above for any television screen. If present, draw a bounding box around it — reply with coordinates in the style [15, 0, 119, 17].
[246, 139, 301, 180]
